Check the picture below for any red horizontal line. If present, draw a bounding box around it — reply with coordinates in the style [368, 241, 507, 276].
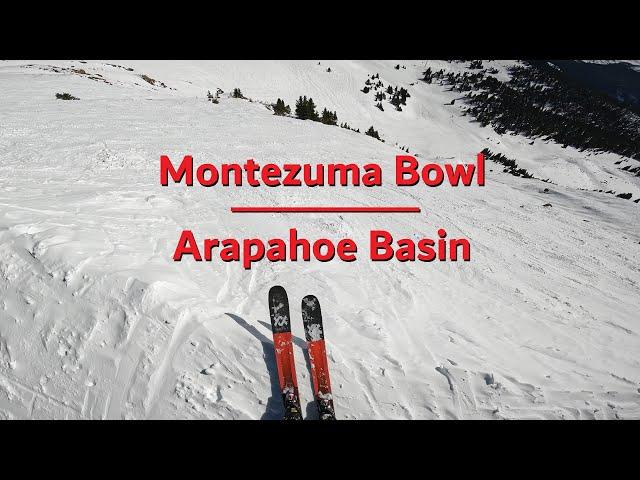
[231, 206, 421, 213]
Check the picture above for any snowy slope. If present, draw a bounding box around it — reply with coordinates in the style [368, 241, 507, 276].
[0, 60, 639, 419]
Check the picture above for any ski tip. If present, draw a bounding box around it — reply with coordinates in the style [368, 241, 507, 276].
[301, 295, 323, 342]
[301, 295, 320, 312]
[268, 285, 291, 333]
[269, 285, 287, 298]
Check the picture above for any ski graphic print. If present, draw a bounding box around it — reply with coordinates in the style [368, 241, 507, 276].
[268, 286, 303, 420]
[301, 295, 336, 420]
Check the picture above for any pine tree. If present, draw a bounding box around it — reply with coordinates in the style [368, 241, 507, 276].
[273, 98, 291, 116]
[295, 96, 319, 120]
[320, 108, 338, 125]
[365, 126, 381, 140]
[422, 67, 433, 84]
[295, 96, 307, 119]
[399, 87, 410, 103]
[307, 97, 319, 121]
[390, 93, 401, 109]
[320, 108, 333, 125]
[232, 88, 244, 98]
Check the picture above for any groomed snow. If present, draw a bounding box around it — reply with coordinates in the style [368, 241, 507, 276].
[0, 60, 639, 419]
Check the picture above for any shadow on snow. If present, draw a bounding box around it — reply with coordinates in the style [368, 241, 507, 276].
[226, 313, 318, 420]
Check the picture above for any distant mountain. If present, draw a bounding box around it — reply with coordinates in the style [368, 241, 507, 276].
[424, 60, 640, 161]
[548, 60, 640, 113]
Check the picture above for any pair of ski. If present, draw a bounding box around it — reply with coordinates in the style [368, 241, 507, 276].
[268, 285, 335, 420]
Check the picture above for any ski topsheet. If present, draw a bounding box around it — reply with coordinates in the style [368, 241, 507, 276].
[268, 286, 303, 420]
[301, 295, 336, 420]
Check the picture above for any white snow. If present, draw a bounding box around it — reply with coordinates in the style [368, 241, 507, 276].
[0, 60, 639, 419]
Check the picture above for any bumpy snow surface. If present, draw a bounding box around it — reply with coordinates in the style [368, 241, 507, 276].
[1, 60, 639, 419]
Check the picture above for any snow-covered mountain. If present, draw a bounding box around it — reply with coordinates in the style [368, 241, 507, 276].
[1, 60, 639, 419]
[550, 60, 640, 112]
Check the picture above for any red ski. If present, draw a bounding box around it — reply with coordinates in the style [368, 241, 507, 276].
[268, 286, 303, 420]
[301, 295, 336, 420]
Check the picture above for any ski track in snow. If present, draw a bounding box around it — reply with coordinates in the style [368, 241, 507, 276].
[0, 60, 639, 419]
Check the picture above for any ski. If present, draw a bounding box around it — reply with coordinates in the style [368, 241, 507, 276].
[301, 295, 336, 420]
[268, 285, 303, 420]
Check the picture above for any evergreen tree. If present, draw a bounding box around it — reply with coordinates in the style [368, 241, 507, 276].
[365, 126, 381, 140]
[321, 108, 337, 125]
[295, 96, 307, 119]
[232, 88, 244, 98]
[422, 67, 433, 83]
[295, 96, 319, 120]
[307, 97, 319, 121]
[273, 98, 291, 116]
